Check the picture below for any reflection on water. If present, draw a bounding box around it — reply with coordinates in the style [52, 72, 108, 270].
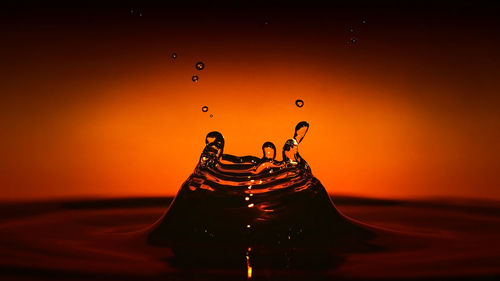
[0, 196, 499, 280]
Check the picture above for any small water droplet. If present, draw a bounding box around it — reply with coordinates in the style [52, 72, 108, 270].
[139, 13, 142, 17]
[130, 9, 134, 14]
[195, 61, 205, 70]
[347, 37, 358, 45]
[349, 28, 354, 33]
[172, 53, 178, 59]
[192, 75, 199, 82]
[210, 114, 213, 118]
[262, 142, 276, 160]
[202, 106, 208, 112]
[362, 19, 367, 24]
[295, 99, 304, 108]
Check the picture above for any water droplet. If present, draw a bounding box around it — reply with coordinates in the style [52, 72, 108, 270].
[139, 13, 142, 17]
[195, 61, 205, 70]
[203, 131, 224, 160]
[192, 75, 199, 82]
[262, 142, 276, 160]
[294, 121, 309, 144]
[350, 37, 357, 44]
[362, 19, 367, 24]
[202, 106, 208, 112]
[130, 9, 134, 14]
[295, 99, 304, 108]
[205, 131, 224, 146]
[210, 114, 213, 118]
[349, 28, 354, 33]
[172, 53, 178, 60]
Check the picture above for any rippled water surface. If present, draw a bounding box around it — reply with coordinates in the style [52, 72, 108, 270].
[0, 196, 499, 280]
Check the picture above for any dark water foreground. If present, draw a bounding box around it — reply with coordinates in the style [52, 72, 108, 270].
[0, 196, 499, 280]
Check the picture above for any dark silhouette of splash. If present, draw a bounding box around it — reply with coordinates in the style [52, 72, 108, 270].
[148, 121, 377, 271]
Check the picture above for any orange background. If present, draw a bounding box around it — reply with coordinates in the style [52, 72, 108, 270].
[1, 2, 499, 201]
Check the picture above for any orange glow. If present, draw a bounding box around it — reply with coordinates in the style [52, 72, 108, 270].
[1, 57, 499, 201]
[1, 5, 499, 202]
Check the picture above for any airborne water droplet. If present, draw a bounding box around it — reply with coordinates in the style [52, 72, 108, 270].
[210, 114, 213, 118]
[195, 61, 205, 70]
[192, 75, 199, 82]
[295, 99, 304, 108]
[202, 106, 208, 112]
[172, 53, 178, 59]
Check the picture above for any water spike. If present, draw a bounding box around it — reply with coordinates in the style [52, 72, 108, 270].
[262, 142, 276, 160]
[282, 139, 298, 163]
[201, 131, 224, 161]
[294, 121, 309, 144]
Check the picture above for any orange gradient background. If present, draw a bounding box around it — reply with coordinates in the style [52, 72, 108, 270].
[1, 2, 499, 201]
